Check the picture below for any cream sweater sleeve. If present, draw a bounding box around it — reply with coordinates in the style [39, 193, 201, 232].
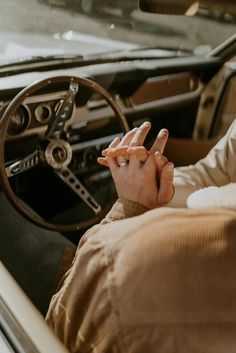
[168, 120, 236, 208]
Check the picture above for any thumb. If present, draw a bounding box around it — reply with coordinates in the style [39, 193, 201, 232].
[158, 162, 174, 206]
[154, 151, 168, 171]
[107, 156, 118, 179]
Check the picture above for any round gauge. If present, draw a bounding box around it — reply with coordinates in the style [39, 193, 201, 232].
[7, 105, 30, 136]
[35, 103, 52, 124]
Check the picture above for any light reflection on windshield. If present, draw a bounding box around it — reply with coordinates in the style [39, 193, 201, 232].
[0, 0, 236, 59]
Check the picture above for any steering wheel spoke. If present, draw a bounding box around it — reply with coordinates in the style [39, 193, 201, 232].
[5, 150, 40, 177]
[55, 167, 102, 215]
[44, 81, 79, 139]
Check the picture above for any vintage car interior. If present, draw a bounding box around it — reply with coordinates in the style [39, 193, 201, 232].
[0, 0, 236, 351]
[0, 262, 69, 353]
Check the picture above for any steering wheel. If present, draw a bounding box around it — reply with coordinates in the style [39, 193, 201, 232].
[0, 76, 129, 232]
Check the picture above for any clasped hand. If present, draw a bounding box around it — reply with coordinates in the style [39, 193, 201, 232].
[97, 122, 174, 209]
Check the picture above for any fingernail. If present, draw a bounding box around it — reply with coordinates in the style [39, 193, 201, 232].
[159, 129, 168, 138]
[102, 149, 108, 156]
[129, 126, 137, 132]
[167, 163, 174, 171]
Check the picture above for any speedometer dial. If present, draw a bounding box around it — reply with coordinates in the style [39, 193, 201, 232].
[7, 105, 30, 136]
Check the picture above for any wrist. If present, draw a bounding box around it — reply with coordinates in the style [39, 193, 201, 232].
[118, 198, 150, 217]
[101, 198, 149, 224]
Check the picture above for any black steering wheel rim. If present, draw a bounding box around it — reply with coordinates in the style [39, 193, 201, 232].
[0, 75, 129, 232]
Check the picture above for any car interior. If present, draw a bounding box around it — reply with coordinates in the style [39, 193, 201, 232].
[0, 0, 236, 351]
[0, 262, 69, 353]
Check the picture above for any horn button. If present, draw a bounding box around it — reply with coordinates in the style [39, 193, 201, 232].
[45, 139, 72, 169]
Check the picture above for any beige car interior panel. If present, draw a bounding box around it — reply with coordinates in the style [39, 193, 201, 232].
[0, 262, 69, 353]
[193, 59, 236, 140]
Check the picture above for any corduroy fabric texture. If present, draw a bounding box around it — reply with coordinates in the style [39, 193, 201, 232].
[46, 199, 236, 353]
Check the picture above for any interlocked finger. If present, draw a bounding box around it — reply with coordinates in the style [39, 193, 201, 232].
[109, 136, 121, 148]
[128, 153, 142, 170]
[116, 128, 138, 166]
[127, 146, 149, 162]
[112, 121, 151, 168]
[101, 128, 138, 165]
[130, 121, 151, 147]
[97, 136, 121, 166]
[150, 128, 169, 155]
[154, 151, 169, 170]
[158, 162, 174, 205]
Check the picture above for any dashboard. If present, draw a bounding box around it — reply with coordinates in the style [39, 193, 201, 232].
[0, 55, 224, 234]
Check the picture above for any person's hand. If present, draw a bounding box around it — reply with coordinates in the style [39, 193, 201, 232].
[106, 150, 174, 209]
[98, 122, 174, 208]
[97, 122, 151, 166]
[97, 121, 169, 166]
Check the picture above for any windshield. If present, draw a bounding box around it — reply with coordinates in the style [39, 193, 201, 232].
[1, 0, 236, 62]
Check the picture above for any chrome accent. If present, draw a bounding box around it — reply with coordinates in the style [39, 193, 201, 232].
[55, 167, 102, 214]
[6, 150, 39, 177]
[45, 139, 72, 170]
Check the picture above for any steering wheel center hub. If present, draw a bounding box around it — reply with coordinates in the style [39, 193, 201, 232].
[45, 139, 72, 169]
